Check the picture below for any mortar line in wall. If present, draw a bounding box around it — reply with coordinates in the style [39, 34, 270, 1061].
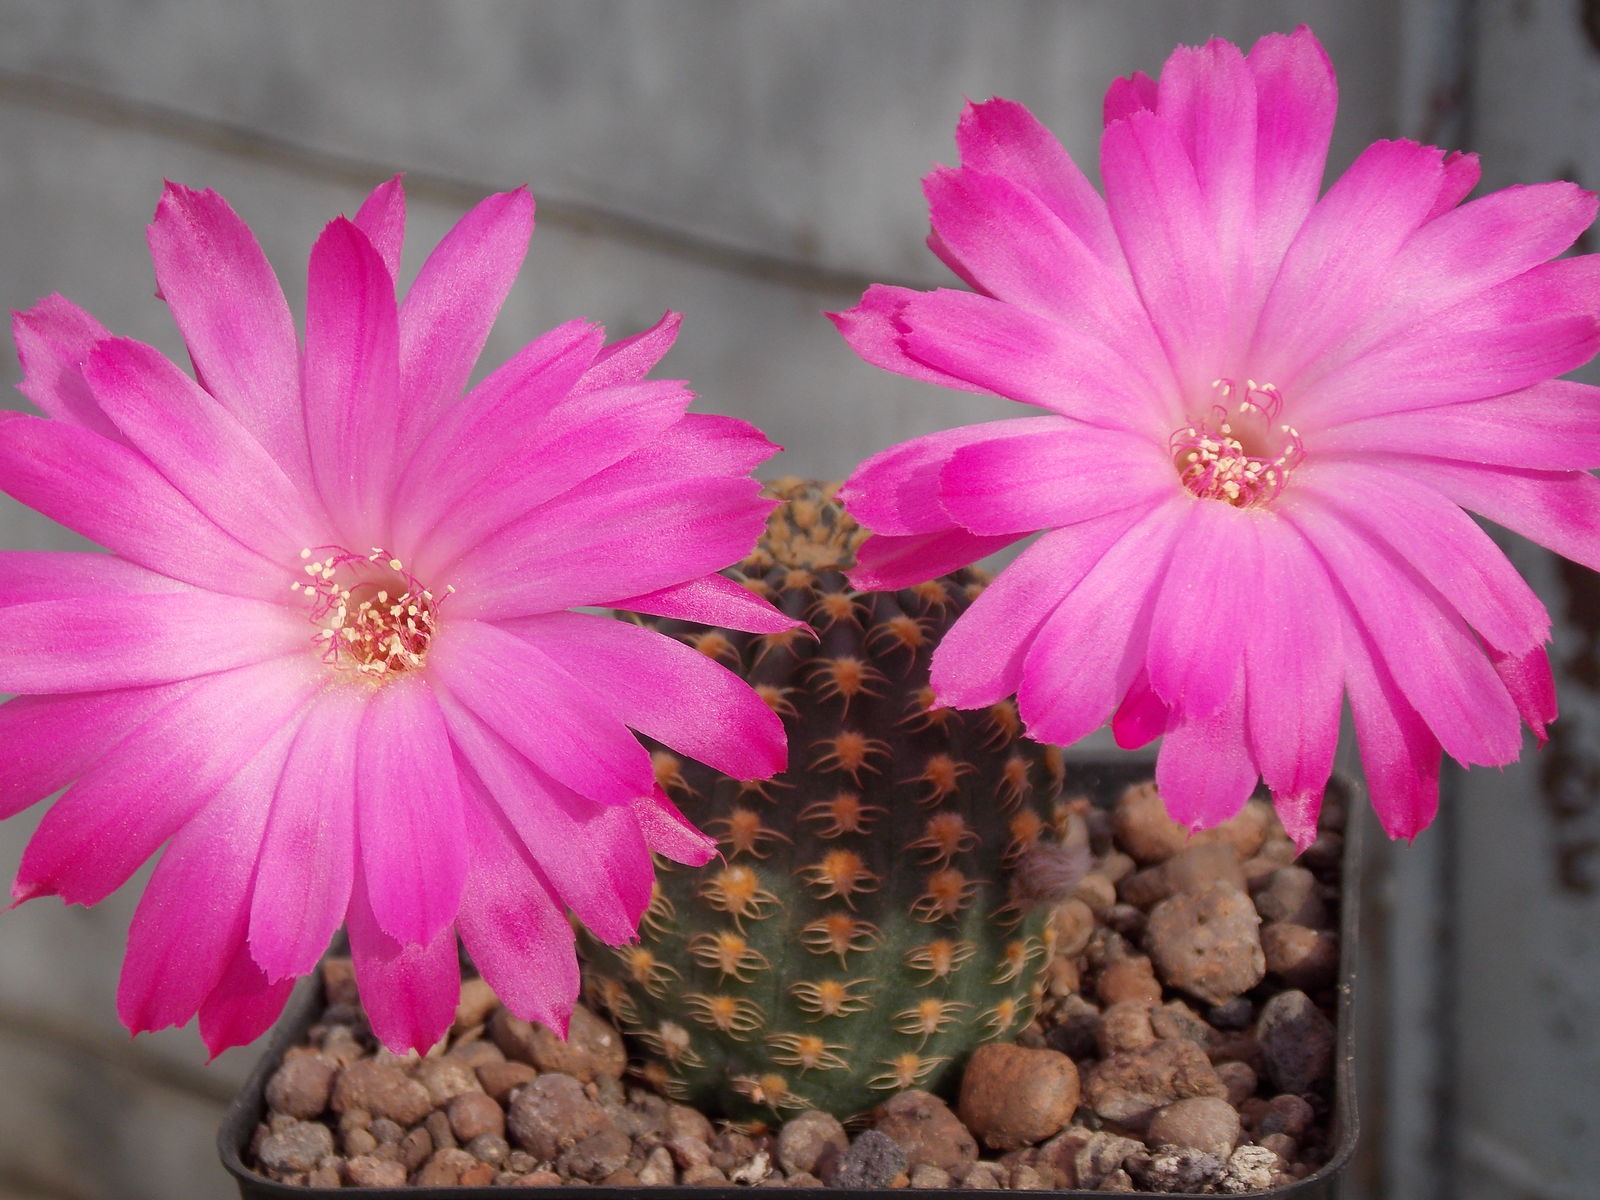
[0, 1000, 236, 1106]
[0, 67, 903, 300]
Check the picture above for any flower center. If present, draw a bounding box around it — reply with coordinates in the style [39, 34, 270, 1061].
[1170, 379, 1304, 508]
[290, 547, 452, 678]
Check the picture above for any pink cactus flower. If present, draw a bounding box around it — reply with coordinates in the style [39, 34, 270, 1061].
[832, 27, 1600, 848]
[0, 178, 796, 1054]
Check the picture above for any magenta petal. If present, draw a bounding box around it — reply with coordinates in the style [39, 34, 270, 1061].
[1294, 460, 1549, 654]
[428, 618, 656, 808]
[352, 175, 407, 280]
[1246, 515, 1342, 810]
[1340, 599, 1443, 840]
[116, 718, 293, 1035]
[357, 676, 467, 947]
[847, 528, 1019, 593]
[1017, 499, 1187, 746]
[0, 591, 304, 693]
[575, 311, 683, 394]
[1103, 71, 1158, 124]
[1282, 490, 1522, 766]
[633, 789, 718, 866]
[828, 285, 990, 394]
[1148, 500, 1259, 719]
[347, 869, 459, 1055]
[146, 183, 306, 487]
[1488, 643, 1557, 745]
[956, 97, 1121, 266]
[303, 217, 403, 544]
[942, 424, 1172, 536]
[198, 941, 297, 1058]
[11, 295, 122, 442]
[0, 550, 191, 608]
[1154, 663, 1257, 831]
[611, 574, 803, 634]
[447, 476, 773, 620]
[13, 657, 318, 907]
[249, 686, 363, 982]
[0, 413, 282, 596]
[931, 507, 1149, 709]
[438, 695, 653, 943]
[1111, 670, 1169, 749]
[1246, 28, 1337, 279]
[396, 188, 534, 450]
[613, 412, 779, 478]
[1317, 381, 1600, 471]
[839, 416, 1067, 537]
[85, 337, 322, 559]
[0, 684, 187, 819]
[504, 610, 786, 781]
[1428, 151, 1481, 219]
[456, 797, 578, 1035]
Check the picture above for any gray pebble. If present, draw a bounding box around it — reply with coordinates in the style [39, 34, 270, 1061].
[1256, 990, 1335, 1093]
[257, 1120, 334, 1174]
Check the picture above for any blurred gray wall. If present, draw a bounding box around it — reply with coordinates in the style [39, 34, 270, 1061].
[0, 3, 1593, 1198]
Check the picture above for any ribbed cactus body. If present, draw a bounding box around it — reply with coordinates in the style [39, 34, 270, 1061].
[581, 481, 1065, 1122]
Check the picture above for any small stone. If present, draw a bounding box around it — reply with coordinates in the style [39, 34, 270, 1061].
[1207, 997, 1254, 1031]
[1043, 954, 1080, 998]
[598, 1167, 641, 1187]
[1149, 1000, 1212, 1047]
[666, 1134, 713, 1169]
[448, 1090, 506, 1141]
[872, 1089, 978, 1173]
[368, 1117, 404, 1145]
[1214, 1061, 1258, 1107]
[1114, 782, 1190, 864]
[1073, 871, 1117, 914]
[1101, 1167, 1137, 1191]
[415, 1147, 478, 1187]
[958, 1042, 1080, 1151]
[489, 1004, 625, 1082]
[1098, 956, 1163, 1006]
[1259, 1093, 1316, 1138]
[342, 1127, 377, 1157]
[1147, 882, 1265, 1005]
[1164, 841, 1247, 895]
[680, 1163, 728, 1185]
[1045, 995, 1103, 1061]
[506, 1073, 606, 1161]
[1010, 1162, 1047, 1189]
[829, 1130, 907, 1189]
[1262, 923, 1341, 990]
[506, 1150, 536, 1173]
[466, 1133, 509, 1166]
[459, 1162, 496, 1186]
[1146, 1097, 1241, 1157]
[1117, 865, 1172, 909]
[557, 1126, 631, 1181]
[413, 1056, 480, 1107]
[729, 1150, 772, 1186]
[1098, 1001, 1158, 1055]
[1135, 1145, 1227, 1192]
[510, 1169, 563, 1186]
[1085, 1039, 1226, 1132]
[258, 1120, 336, 1174]
[1050, 898, 1096, 957]
[1259, 1131, 1299, 1162]
[331, 1061, 433, 1127]
[638, 1145, 677, 1185]
[321, 957, 360, 1007]
[1198, 799, 1272, 860]
[1256, 990, 1335, 1093]
[400, 1127, 434, 1172]
[1301, 830, 1343, 871]
[445, 1039, 505, 1070]
[344, 1154, 406, 1187]
[785, 1171, 823, 1188]
[1098, 850, 1137, 883]
[775, 1108, 848, 1176]
[1216, 1144, 1279, 1193]
[709, 1129, 761, 1174]
[306, 1163, 342, 1188]
[422, 1110, 455, 1153]
[454, 978, 499, 1032]
[960, 1160, 1006, 1189]
[1256, 866, 1327, 926]
[477, 1059, 538, 1103]
[908, 1163, 952, 1188]
[265, 1055, 338, 1119]
[1105, 903, 1148, 941]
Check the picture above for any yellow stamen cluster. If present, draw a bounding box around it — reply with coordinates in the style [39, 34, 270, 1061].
[292, 547, 451, 678]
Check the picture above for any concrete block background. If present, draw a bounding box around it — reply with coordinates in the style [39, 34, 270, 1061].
[0, 3, 1593, 1198]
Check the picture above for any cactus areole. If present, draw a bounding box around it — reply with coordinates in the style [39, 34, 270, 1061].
[581, 479, 1077, 1122]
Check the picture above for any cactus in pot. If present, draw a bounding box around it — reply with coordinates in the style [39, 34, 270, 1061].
[579, 478, 1086, 1123]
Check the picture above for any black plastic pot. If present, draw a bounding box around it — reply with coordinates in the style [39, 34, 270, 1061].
[220, 762, 1362, 1198]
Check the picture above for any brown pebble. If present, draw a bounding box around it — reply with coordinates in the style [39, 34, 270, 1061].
[557, 1126, 631, 1181]
[958, 1042, 1080, 1151]
[448, 1090, 506, 1142]
[1043, 955, 1080, 998]
[445, 1039, 504, 1070]
[638, 1144, 677, 1185]
[1147, 882, 1265, 1006]
[872, 1089, 978, 1173]
[1117, 864, 1172, 908]
[415, 1147, 477, 1187]
[599, 1167, 641, 1187]
[422, 1110, 455, 1152]
[506, 1074, 606, 1161]
[265, 1055, 337, 1119]
[1260, 1093, 1316, 1138]
[476, 1060, 538, 1103]
[1098, 1001, 1158, 1055]
[454, 978, 499, 1033]
[321, 957, 360, 1007]
[1073, 871, 1117, 914]
[1256, 990, 1335, 1093]
[1146, 1096, 1241, 1157]
[1150, 1000, 1212, 1047]
[681, 1163, 728, 1185]
[344, 1154, 406, 1187]
[413, 1056, 480, 1107]
[1262, 923, 1340, 990]
[509, 1169, 563, 1186]
[258, 1120, 335, 1174]
[909, 1162, 953, 1188]
[1256, 866, 1327, 926]
[368, 1117, 404, 1144]
[342, 1126, 377, 1157]
[400, 1127, 433, 1172]
[1214, 1060, 1258, 1107]
[331, 1061, 433, 1127]
[1085, 1039, 1226, 1132]
[665, 1102, 715, 1144]
[1050, 898, 1096, 957]
[1164, 842, 1247, 895]
[1114, 782, 1191, 864]
[466, 1133, 509, 1166]
[459, 1162, 495, 1186]
[961, 1160, 1006, 1189]
[489, 1004, 625, 1082]
[1197, 798, 1272, 860]
[776, 1108, 848, 1176]
[1098, 956, 1163, 1006]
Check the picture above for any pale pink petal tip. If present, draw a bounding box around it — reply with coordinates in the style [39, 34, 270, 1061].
[1273, 790, 1324, 854]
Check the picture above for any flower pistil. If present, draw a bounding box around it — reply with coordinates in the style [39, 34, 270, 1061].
[1170, 379, 1304, 508]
